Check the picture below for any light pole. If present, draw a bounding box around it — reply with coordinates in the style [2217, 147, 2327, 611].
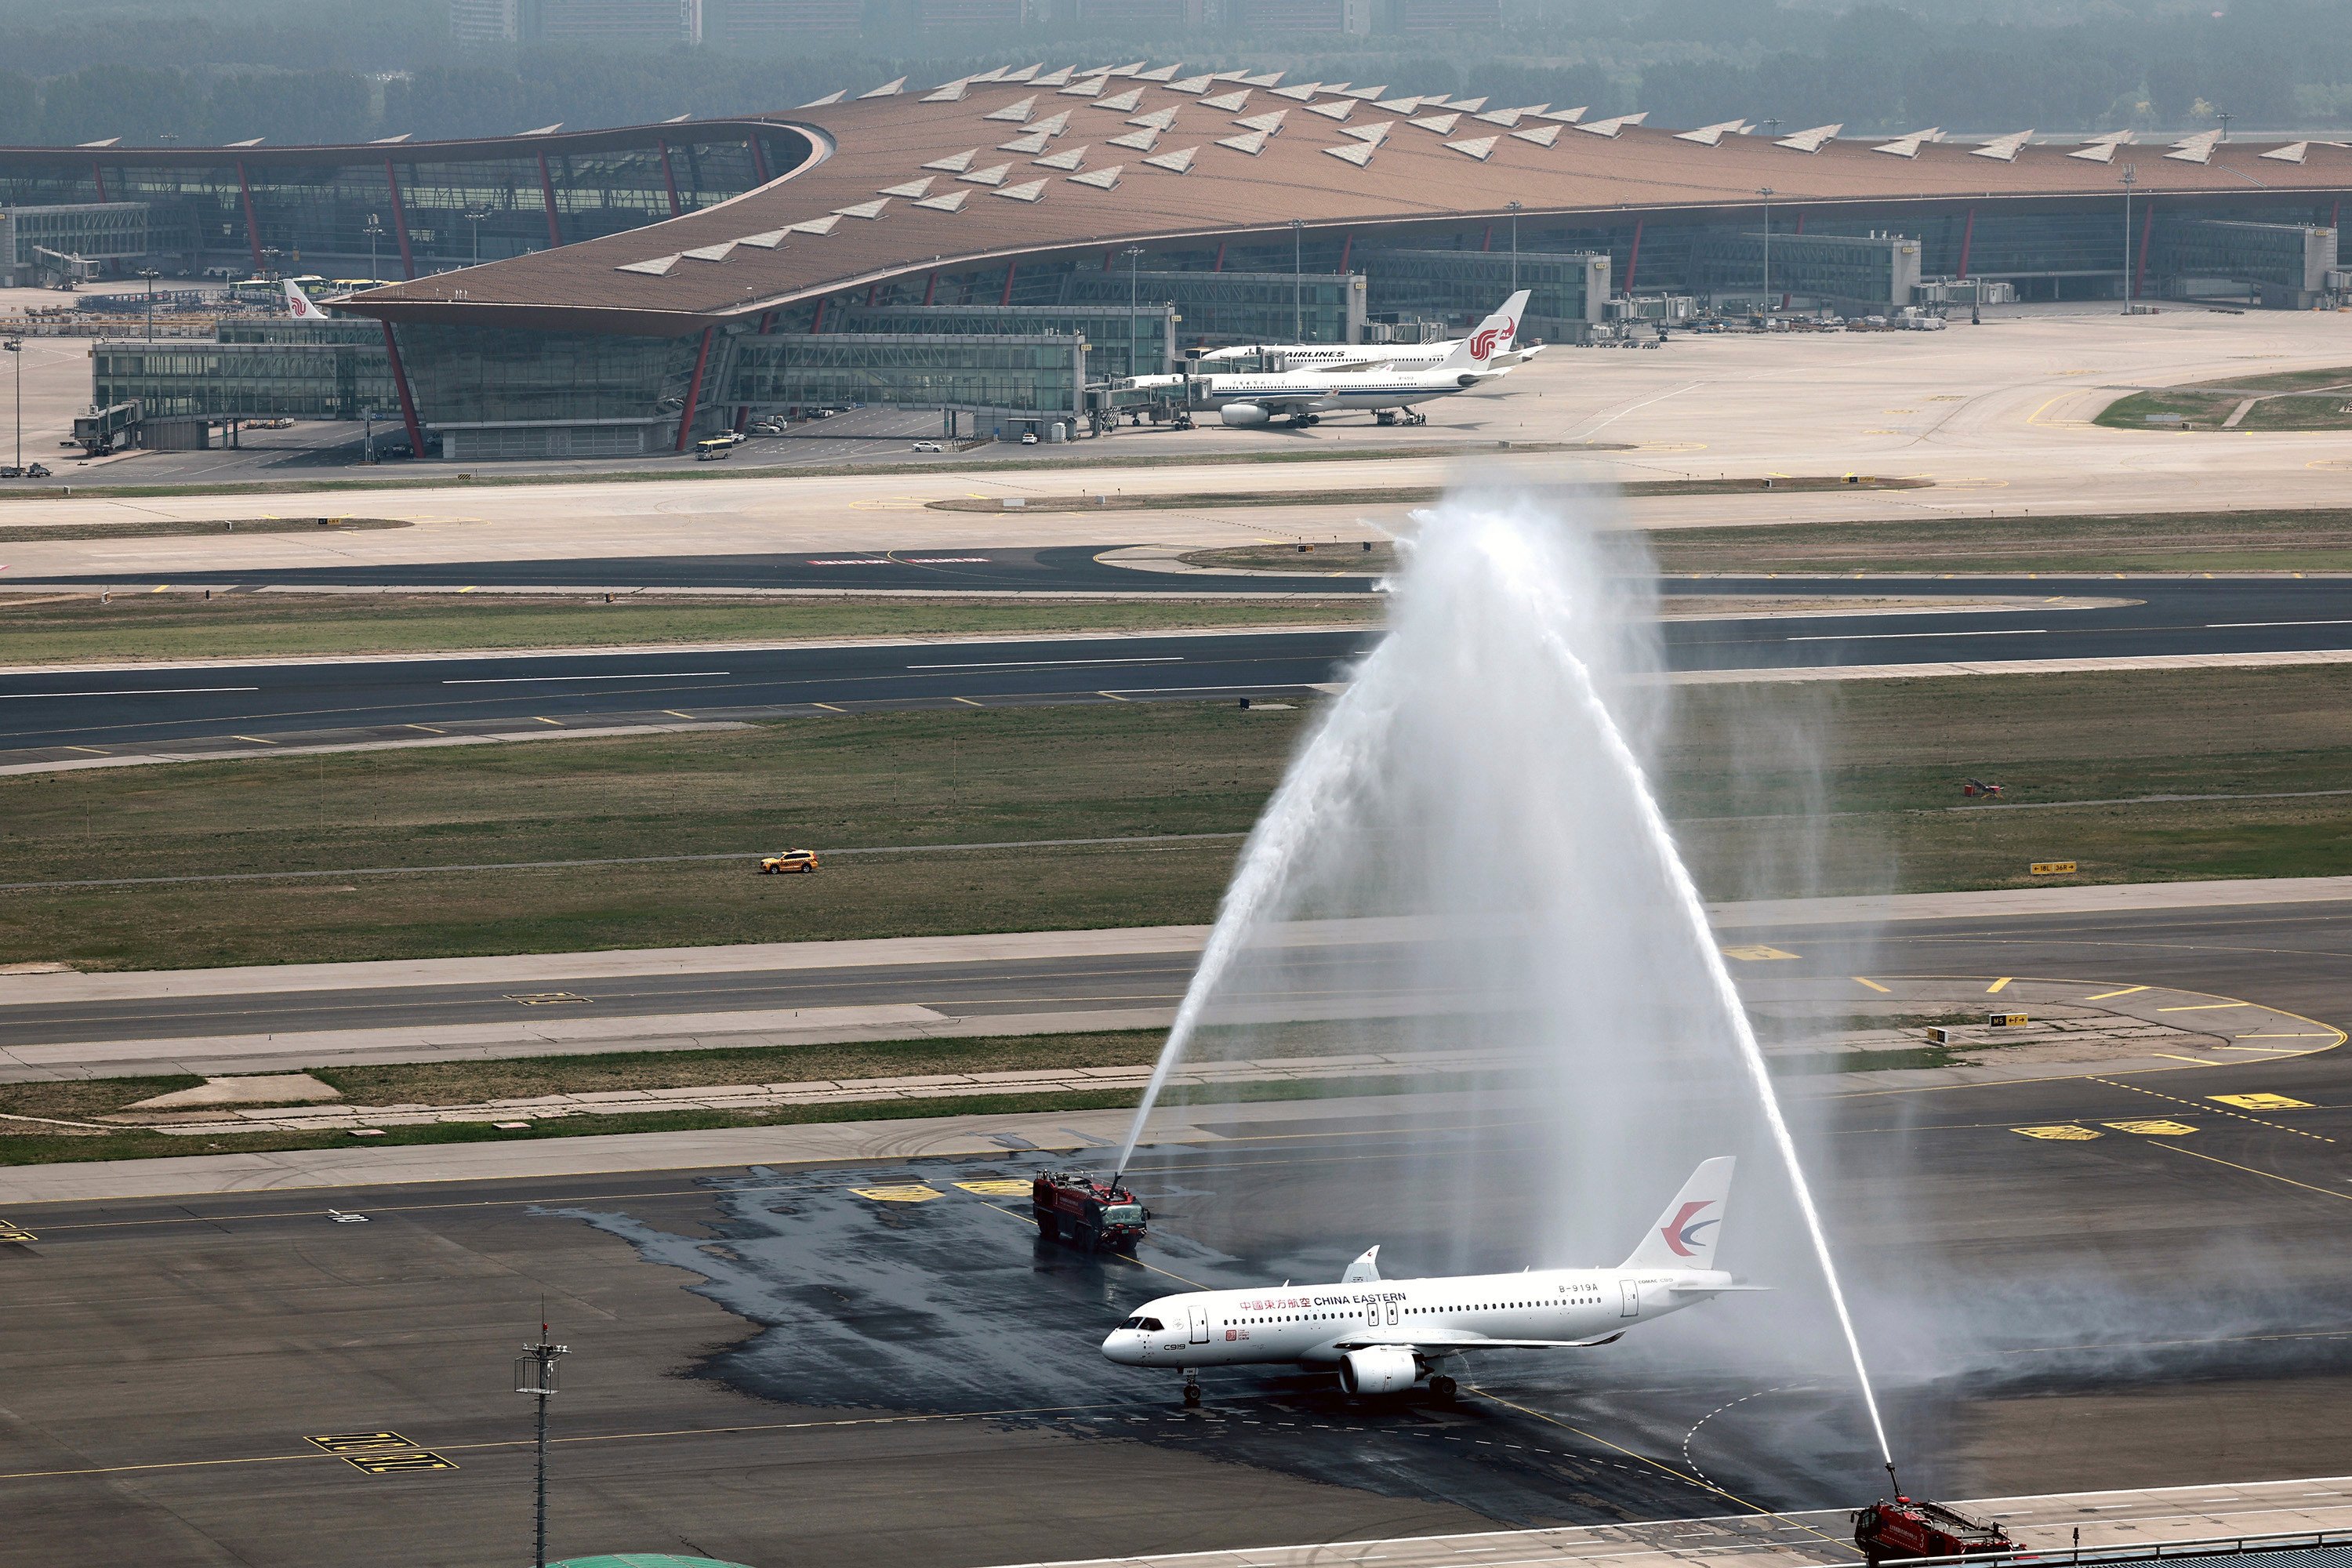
[364, 213, 385, 284]
[1290, 218, 1304, 340]
[1758, 187, 1775, 314]
[514, 1318, 568, 1568]
[137, 267, 159, 340]
[465, 208, 489, 265]
[1506, 199, 1522, 294]
[2120, 164, 2137, 310]
[2216, 110, 2233, 143]
[5, 339, 21, 472]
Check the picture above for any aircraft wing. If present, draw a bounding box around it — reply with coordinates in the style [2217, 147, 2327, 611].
[1331, 1329, 1626, 1352]
[1668, 1283, 1771, 1296]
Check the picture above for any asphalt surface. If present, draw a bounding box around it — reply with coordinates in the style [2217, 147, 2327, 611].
[5, 576, 2351, 762]
[2, 903, 2350, 1567]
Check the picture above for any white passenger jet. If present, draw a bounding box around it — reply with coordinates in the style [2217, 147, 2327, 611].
[1196, 290, 1541, 373]
[1122, 319, 1517, 430]
[1102, 1157, 1759, 1406]
[284, 278, 329, 320]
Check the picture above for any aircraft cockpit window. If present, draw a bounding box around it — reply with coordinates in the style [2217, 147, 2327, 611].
[1122, 1316, 1165, 1332]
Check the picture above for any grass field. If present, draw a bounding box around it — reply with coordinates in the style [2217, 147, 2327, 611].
[0, 592, 1379, 666]
[5, 667, 2351, 971]
[2096, 365, 2352, 432]
[1188, 508, 2352, 575]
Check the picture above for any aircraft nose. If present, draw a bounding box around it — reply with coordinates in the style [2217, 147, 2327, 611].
[1101, 1329, 1145, 1366]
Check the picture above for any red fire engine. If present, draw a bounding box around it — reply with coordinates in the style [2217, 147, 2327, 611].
[1032, 1171, 1149, 1252]
[1854, 1496, 2016, 1565]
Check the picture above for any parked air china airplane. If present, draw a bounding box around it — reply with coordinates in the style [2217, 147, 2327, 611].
[284, 279, 328, 321]
[1122, 319, 1517, 430]
[1102, 1157, 1760, 1406]
[1196, 291, 1542, 373]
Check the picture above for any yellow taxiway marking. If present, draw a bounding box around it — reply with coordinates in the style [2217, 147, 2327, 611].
[811, 702, 846, 713]
[663, 710, 695, 720]
[851, 1185, 943, 1203]
[230, 735, 278, 745]
[151, 584, 169, 593]
[1098, 690, 1132, 701]
[953, 1179, 1035, 1196]
[2152, 1143, 2352, 1205]
[2013, 1125, 2102, 1141]
[306, 1431, 421, 1453]
[2211, 1093, 2314, 1111]
[2158, 1001, 2250, 1012]
[2103, 1120, 2198, 1136]
[952, 696, 985, 707]
[1987, 976, 2014, 993]
[534, 717, 564, 726]
[2085, 985, 2148, 1000]
[406, 724, 445, 735]
[2152, 1053, 2224, 1065]
[0, 1220, 34, 1242]
[2092, 1075, 2335, 1144]
[2238, 1032, 2338, 1039]
[1853, 976, 1890, 993]
[1467, 1388, 1860, 1555]
[1719, 945, 1796, 961]
[63, 746, 107, 755]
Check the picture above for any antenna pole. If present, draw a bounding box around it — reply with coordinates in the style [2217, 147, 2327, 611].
[514, 1308, 569, 1568]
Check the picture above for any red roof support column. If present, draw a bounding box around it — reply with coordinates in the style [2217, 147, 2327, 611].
[2134, 199, 2155, 301]
[537, 152, 563, 249]
[999, 262, 1017, 306]
[92, 161, 109, 202]
[236, 160, 263, 271]
[1623, 220, 1643, 295]
[1102, 249, 1114, 271]
[379, 322, 426, 457]
[749, 133, 770, 182]
[923, 271, 938, 304]
[1212, 240, 1225, 271]
[1338, 231, 1353, 273]
[1956, 206, 1976, 281]
[658, 140, 683, 217]
[384, 159, 416, 280]
[1481, 224, 1492, 252]
[674, 326, 715, 452]
[809, 296, 826, 332]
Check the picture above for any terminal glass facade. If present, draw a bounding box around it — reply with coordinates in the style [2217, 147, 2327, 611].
[724, 332, 1087, 422]
[392, 322, 706, 426]
[92, 338, 399, 420]
[1356, 247, 1610, 340]
[827, 303, 1179, 380]
[1062, 270, 1367, 346]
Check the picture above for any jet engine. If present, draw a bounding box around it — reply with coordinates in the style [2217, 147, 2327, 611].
[1219, 403, 1272, 427]
[1337, 1345, 1420, 1395]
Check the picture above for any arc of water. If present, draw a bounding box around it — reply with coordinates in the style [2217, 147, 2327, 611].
[1497, 543, 1896, 1468]
[1112, 637, 1403, 1180]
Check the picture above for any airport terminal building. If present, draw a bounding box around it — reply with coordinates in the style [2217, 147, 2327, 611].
[6, 68, 2349, 456]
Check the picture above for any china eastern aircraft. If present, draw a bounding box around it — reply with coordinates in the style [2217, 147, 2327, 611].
[1102, 1157, 1759, 1405]
[1196, 291, 1542, 373]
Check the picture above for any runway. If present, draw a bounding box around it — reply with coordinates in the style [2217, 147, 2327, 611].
[2, 575, 2348, 763]
[2, 897, 2348, 1568]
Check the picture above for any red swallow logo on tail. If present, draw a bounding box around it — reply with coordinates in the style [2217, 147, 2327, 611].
[1660, 1200, 1719, 1258]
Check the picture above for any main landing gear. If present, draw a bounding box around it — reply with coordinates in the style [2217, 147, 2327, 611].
[1181, 1370, 1203, 1408]
[1427, 1374, 1458, 1403]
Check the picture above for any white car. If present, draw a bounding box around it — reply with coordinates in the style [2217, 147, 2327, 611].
[1021, 431, 1039, 445]
[910, 440, 942, 452]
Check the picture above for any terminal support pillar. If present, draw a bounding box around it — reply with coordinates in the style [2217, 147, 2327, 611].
[1000, 263, 1018, 306]
[749, 132, 771, 182]
[2134, 199, 2155, 300]
[1623, 220, 1643, 295]
[1956, 206, 1976, 281]
[657, 140, 683, 216]
[379, 322, 426, 459]
[384, 160, 416, 280]
[1338, 231, 1353, 274]
[1788, 210, 1802, 308]
[1212, 241, 1225, 272]
[674, 326, 715, 452]
[923, 271, 937, 305]
[236, 161, 263, 271]
[91, 160, 110, 203]
[1481, 224, 1492, 252]
[537, 153, 563, 249]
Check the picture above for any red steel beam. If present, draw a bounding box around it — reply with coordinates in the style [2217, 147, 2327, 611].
[1955, 206, 1976, 281]
[537, 152, 563, 249]
[384, 159, 416, 280]
[673, 326, 715, 452]
[236, 160, 263, 271]
[379, 322, 426, 457]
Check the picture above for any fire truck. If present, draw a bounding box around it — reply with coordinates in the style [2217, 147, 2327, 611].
[1032, 1171, 1149, 1252]
[1853, 1496, 2016, 1565]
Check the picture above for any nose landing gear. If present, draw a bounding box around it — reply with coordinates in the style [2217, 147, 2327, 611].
[1181, 1370, 1203, 1408]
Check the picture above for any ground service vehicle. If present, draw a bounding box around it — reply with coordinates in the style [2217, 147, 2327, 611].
[758, 849, 819, 874]
[911, 440, 942, 452]
[695, 437, 735, 461]
[1853, 1497, 2014, 1565]
[1033, 1171, 1148, 1251]
[1962, 779, 2005, 799]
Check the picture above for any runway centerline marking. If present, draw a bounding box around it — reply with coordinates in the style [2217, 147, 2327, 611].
[0, 685, 261, 700]
[1784, 629, 2049, 643]
[443, 671, 731, 684]
[2205, 619, 2352, 629]
[906, 656, 1186, 670]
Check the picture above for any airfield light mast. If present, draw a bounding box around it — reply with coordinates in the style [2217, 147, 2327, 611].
[514, 1312, 568, 1568]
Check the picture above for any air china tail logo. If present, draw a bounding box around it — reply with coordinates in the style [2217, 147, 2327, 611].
[1469, 325, 1502, 361]
[1661, 1200, 1719, 1258]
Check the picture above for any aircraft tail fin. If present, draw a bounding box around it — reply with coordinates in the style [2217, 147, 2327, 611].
[1620, 1156, 1735, 1271]
[285, 279, 323, 321]
[1341, 1245, 1381, 1283]
[1441, 289, 1532, 369]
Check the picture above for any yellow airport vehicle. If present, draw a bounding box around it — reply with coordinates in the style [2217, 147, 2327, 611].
[759, 848, 820, 874]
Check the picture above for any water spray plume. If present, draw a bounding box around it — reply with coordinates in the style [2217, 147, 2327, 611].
[1116, 491, 1895, 1473]
[1485, 521, 1897, 1470]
